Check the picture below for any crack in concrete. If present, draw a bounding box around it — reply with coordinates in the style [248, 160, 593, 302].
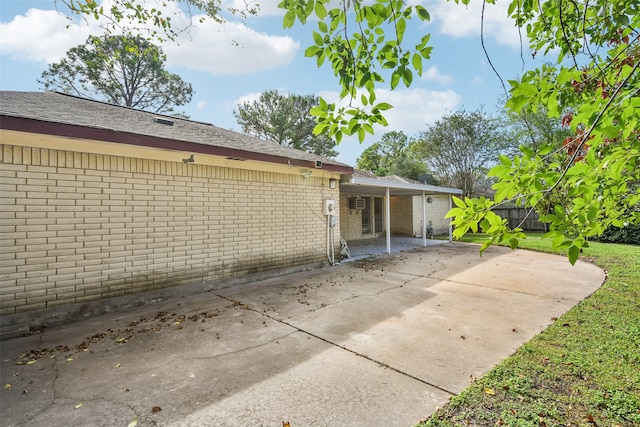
[185, 328, 299, 361]
[212, 291, 457, 397]
[436, 277, 574, 301]
[24, 331, 60, 424]
[300, 258, 452, 316]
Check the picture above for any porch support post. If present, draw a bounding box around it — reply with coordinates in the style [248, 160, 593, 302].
[422, 191, 427, 247]
[386, 186, 391, 254]
[448, 194, 453, 242]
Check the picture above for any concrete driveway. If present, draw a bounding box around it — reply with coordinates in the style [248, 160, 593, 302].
[0, 243, 605, 427]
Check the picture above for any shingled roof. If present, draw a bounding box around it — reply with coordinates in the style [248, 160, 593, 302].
[0, 91, 353, 174]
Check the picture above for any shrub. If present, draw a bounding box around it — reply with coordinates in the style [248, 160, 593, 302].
[597, 224, 640, 245]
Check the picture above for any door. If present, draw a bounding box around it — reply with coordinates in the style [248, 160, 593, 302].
[374, 197, 383, 233]
[361, 197, 371, 235]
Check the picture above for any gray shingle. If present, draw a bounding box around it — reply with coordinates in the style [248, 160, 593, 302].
[0, 91, 351, 170]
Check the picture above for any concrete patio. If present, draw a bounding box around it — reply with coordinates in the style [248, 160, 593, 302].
[0, 243, 605, 427]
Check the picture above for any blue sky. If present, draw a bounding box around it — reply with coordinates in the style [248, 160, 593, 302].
[0, 0, 539, 166]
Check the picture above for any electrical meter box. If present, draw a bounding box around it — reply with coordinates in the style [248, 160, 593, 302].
[324, 199, 336, 216]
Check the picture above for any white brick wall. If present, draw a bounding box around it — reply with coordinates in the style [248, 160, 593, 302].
[0, 144, 339, 315]
[412, 194, 451, 236]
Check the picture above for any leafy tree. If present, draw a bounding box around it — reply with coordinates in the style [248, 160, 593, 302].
[356, 131, 428, 180]
[500, 102, 573, 154]
[414, 110, 511, 198]
[273, 0, 639, 264]
[39, 34, 193, 115]
[55, 0, 257, 41]
[233, 90, 338, 158]
[61, 0, 640, 264]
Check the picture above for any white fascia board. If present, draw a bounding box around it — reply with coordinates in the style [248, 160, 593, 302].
[348, 176, 463, 195]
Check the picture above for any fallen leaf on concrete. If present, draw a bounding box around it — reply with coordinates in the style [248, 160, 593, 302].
[4, 384, 12, 389]
[151, 406, 162, 413]
[75, 404, 83, 409]
[128, 419, 138, 427]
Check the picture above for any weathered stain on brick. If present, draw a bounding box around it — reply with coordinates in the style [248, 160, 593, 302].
[0, 144, 339, 314]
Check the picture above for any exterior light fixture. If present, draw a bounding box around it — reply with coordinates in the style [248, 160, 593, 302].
[329, 178, 337, 189]
[427, 197, 433, 203]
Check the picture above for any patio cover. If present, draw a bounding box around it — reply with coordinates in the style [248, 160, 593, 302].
[340, 172, 463, 254]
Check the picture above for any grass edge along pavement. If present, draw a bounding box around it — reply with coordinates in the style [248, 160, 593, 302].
[418, 234, 640, 427]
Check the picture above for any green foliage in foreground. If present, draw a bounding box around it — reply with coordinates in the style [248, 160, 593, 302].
[419, 235, 640, 427]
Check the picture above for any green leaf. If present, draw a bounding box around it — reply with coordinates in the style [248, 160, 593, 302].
[614, 14, 629, 26]
[412, 53, 422, 75]
[415, 5, 430, 21]
[452, 196, 467, 209]
[567, 245, 580, 265]
[396, 18, 406, 43]
[499, 154, 512, 168]
[310, 105, 326, 117]
[403, 68, 413, 86]
[305, 45, 320, 57]
[509, 237, 519, 250]
[283, 9, 296, 28]
[390, 70, 400, 89]
[479, 238, 492, 255]
[312, 31, 323, 45]
[315, 1, 327, 19]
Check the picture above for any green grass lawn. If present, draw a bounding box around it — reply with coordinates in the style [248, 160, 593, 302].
[418, 234, 640, 427]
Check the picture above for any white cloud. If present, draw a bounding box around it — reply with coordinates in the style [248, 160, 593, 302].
[0, 1, 298, 76]
[374, 88, 462, 133]
[234, 91, 263, 105]
[332, 87, 462, 165]
[319, 87, 462, 135]
[227, 0, 283, 17]
[471, 75, 484, 85]
[165, 20, 299, 75]
[421, 66, 453, 85]
[197, 100, 208, 110]
[0, 8, 92, 63]
[426, 0, 523, 48]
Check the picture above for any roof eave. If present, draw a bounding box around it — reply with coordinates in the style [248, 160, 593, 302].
[346, 176, 463, 195]
[0, 115, 354, 175]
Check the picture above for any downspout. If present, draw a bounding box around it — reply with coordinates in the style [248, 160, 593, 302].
[326, 199, 337, 266]
[327, 214, 335, 265]
[422, 191, 427, 247]
[385, 186, 391, 254]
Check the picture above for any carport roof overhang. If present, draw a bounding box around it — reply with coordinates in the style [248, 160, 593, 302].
[338, 175, 462, 253]
[340, 176, 463, 197]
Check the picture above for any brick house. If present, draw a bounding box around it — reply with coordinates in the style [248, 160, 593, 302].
[0, 91, 460, 335]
